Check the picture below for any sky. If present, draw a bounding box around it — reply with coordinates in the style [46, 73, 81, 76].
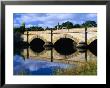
[13, 13, 97, 28]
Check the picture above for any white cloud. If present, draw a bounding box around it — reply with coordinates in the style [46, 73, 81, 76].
[14, 13, 97, 28]
[38, 24, 47, 28]
[14, 23, 20, 27]
[87, 13, 97, 18]
[14, 13, 74, 24]
[25, 24, 37, 28]
[86, 13, 97, 21]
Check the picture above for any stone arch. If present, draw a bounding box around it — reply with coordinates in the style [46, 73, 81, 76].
[53, 34, 79, 45]
[88, 36, 97, 45]
[29, 35, 48, 44]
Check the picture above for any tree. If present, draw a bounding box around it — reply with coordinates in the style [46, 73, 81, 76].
[30, 26, 36, 31]
[21, 22, 25, 28]
[45, 27, 49, 30]
[37, 27, 44, 31]
[82, 21, 97, 27]
[54, 25, 57, 29]
[55, 24, 62, 30]
[73, 24, 81, 28]
[62, 21, 74, 29]
[20, 22, 26, 33]
[29, 26, 44, 31]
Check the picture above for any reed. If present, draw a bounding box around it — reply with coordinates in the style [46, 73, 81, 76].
[54, 60, 97, 75]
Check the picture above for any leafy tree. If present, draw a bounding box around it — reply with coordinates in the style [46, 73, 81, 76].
[29, 26, 44, 31]
[82, 21, 97, 27]
[54, 25, 57, 29]
[14, 28, 20, 33]
[20, 22, 26, 33]
[21, 22, 25, 28]
[54, 23, 62, 30]
[45, 27, 50, 30]
[37, 27, 44, 31]
[30, 26, 36, 31]
[73, 24, 81, 28]
[62, 21, 74, 29]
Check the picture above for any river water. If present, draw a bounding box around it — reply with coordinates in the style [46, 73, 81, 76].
[13, 44, 97, 75]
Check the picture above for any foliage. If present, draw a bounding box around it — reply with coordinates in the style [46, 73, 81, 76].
[54, 60, 97, 75]
[21, 22, 25, 27]
[30, 26, 44, 31]
[20, 22, 26, 33]
[73, 24, 81, 28]
[55, 25, 62, 29]
[54, 20, 97, 30]
[14, 22, 27, 48]
[62, 21, 74, 29]
[82, 21, 97, 27]
[45, 27, 50, 30]
[14, 27, 25, 33]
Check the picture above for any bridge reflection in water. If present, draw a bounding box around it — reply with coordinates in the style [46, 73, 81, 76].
[22, 40, 97, 64]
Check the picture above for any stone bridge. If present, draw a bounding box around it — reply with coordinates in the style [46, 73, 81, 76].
[22, 27, 97, 45]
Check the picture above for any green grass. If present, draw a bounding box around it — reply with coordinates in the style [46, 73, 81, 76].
[54, 60, 97, 75]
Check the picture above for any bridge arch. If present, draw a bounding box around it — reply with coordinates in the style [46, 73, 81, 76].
[53, 34, 79, 45]
[29, 35, 48, 44]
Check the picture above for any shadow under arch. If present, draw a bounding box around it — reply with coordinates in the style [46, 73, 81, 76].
[30, 38, 45, 53]
[88, 39, 97, 56]
[54, 37, 77, 55]
[29, 35, 47, 44]
[53, 34, 79, 44]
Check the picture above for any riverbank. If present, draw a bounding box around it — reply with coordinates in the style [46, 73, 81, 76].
[54, 60, 97, 75]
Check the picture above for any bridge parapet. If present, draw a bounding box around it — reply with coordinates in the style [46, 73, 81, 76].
[22, 27, 97, 45]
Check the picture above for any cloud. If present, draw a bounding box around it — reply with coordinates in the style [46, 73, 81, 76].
[14, 23, 20, 27]
[25, 24, 36, 28]
[87, 13, 97, 18]
[14, 13, 97, 28]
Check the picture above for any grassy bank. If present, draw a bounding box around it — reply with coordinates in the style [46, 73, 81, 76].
[54, 60, 97, 75]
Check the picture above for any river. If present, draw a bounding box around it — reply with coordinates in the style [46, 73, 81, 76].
[13, 43, 97, 75]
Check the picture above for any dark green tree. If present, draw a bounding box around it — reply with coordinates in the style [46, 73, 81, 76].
[45, 27, 49, 30]
[37, 27, 44, 31]
[82, 21, 97, 27]
[20, 22, 26, 33]
[30, 26, 36, 31]
[62, 21, 74, 29]
[73, 24, 81, 28]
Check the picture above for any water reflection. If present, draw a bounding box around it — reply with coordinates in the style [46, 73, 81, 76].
[14, 39, 97, 75]
[88, 39, 97, 56]
[14, 55, 73, 75]
[15, 43, 97, 63]
[30, 38, 45, 53]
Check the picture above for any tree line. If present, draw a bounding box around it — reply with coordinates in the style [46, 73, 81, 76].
[14, 20, 97, 33]
[54, 20, 97, 29]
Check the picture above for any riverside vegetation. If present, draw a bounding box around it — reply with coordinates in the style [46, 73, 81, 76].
[54, 60, 97, 75]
